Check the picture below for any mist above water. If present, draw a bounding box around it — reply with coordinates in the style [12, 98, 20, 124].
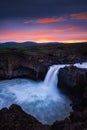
[0, 63, 86, 124]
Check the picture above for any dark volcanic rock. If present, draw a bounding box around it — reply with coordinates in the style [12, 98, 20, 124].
[0, 52, 50, 80]
[36, 64, 49, 80]
[58, 66, 87, 100]
[0, 66, 36, 80]
[0, 51, 37, 80]
[0, 68, 7, 79]
[0, 104, 50, 130]
[13, 66, 36, 80]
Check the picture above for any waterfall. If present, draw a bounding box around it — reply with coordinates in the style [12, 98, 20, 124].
[44, 65, 65, 87]
[43, 62, 87, 90]
[0, 64, 72, 125]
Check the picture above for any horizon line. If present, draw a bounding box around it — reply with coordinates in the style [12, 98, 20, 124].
[0, 40, 87, 44]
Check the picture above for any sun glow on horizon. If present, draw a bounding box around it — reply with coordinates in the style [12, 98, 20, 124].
[34, 38, 87, 44]
[0, 28, 87, 44]
[60, 40, 87, 43]
[1, 39, 87, 44]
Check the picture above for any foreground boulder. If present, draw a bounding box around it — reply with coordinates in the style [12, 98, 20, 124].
[58, 66, 87, 101]
[0, 104, 50, 130]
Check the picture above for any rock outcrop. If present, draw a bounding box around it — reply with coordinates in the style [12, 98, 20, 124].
[0, 66, 36, 80]
[0, 51, 50, 80]
[58, 66, 87, 102]
[13, 66, 36, 79]
[0, 104, 50, 130]
[36, 64, 49, 80]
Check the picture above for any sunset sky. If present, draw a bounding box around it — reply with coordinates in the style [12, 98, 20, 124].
[0, 0, 87, 43]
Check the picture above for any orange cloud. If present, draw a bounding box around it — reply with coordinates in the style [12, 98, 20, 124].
[37, 17, 65, 23]
[71, 12, 87, 20]
[68, 26, 76, 31]
[24, 17, 65, 24]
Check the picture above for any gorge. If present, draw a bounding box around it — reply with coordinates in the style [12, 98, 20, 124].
[0, 44, 87, 130]
[0, 62, 87, 125]
[0, 64, 72, 125]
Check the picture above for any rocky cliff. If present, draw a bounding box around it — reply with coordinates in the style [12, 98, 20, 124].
[0, 51, 49, 80]
[58, 66, 87, 105]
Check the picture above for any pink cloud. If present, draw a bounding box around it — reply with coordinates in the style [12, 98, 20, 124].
[23, 17, 65, 24]
[70, 12, 87, 20]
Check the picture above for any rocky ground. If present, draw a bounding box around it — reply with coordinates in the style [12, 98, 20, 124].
[0, 43, 87, 80]
[0, 43, 87, 130]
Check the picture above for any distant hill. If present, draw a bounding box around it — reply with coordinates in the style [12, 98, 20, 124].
[0, 41, 87, 47]
[0, 41, 37, 46]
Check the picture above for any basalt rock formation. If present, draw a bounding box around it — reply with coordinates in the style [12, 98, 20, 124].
[58, 66, 87, 104]
[36, 64, 49, 80]
[0, 51, 49, 80]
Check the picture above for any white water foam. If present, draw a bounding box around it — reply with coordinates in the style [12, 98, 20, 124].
[0, 62, 87, 124]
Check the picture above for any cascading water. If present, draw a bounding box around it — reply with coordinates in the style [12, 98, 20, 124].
[0, 64, 75, 124]
[44, 65, 65, 87]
